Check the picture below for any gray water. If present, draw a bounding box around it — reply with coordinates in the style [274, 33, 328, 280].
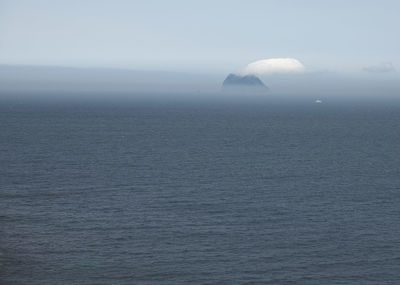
[1, 99, 400, 284]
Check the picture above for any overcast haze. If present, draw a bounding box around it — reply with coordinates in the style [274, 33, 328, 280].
[1, 0, 400, 99]
[1, 0, 400, 73]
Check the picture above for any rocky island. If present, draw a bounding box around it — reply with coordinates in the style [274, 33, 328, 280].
[222, 73, 268, 93]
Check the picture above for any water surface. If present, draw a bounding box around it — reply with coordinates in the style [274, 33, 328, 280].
[1, 98, 400, 284]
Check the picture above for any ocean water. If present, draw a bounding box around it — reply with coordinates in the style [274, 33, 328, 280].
[1, 99, 400, 284]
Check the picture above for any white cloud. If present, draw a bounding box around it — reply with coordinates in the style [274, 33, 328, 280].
[363, 62, 396, 73]
[240, 58, 306, 76]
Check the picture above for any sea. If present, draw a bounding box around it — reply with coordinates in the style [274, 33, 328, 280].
[1, 95, 400, 284]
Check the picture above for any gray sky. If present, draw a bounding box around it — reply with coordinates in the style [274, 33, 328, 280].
[1, 0, 399, 73]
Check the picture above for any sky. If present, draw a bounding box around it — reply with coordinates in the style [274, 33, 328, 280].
[1, 0, 400, 73]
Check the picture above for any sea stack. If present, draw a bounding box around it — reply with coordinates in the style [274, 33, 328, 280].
[222, 73, 268, 93]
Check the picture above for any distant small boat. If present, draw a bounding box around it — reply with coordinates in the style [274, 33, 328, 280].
[315, 99, 322, 103]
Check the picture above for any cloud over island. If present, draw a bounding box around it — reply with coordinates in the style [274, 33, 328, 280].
[240, 58, 306, 76]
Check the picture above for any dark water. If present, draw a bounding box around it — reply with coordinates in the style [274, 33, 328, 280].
[1, 100, 400, 284]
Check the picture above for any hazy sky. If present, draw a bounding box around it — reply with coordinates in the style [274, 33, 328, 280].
[1, 0, 399, 73]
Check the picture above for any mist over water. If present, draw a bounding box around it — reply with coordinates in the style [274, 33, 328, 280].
[1, 65, 399, 106]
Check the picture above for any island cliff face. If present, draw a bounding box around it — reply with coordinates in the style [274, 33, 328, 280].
[222, 73, 268, 93]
